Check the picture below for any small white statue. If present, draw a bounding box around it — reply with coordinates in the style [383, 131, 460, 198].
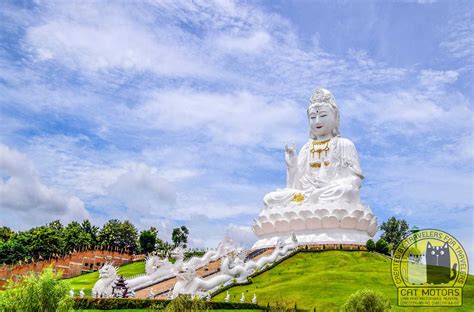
[79, 288, 84, 298]
[239, 292, 245, 303]
[91, 263, 118, 298]
[69, 289, 74, 298]
[224, 290, 230, 303]
[252, 293, 257, 304]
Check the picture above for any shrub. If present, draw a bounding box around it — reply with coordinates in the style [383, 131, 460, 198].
[343, 288, 391, 312]
[366, 239, 376, 252]
[375, 239, 390, 255]
[74, 297, 160, 309]
[0, 267, 73, 312]
[267, 300, 296, 311]
[164, 295, 207, 311]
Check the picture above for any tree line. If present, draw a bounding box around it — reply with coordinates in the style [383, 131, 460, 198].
[0, 219, 189, 265]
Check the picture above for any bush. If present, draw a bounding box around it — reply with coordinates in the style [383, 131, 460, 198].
[343, 288, 391, 312]
[164, 295, 207, 311]
[0, 267, 73, 312]
[366, 239, 376, 252]
[74, 297, 160, 310]
[375, 239, 390, 255]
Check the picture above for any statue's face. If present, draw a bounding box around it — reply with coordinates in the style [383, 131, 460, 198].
[308, 106, 337, 139]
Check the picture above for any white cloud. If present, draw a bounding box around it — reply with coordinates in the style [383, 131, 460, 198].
[176, 202, 255, 220]
[419, 69, 459, 89]
[0, 144, 90, 229]
[24, 3, 215, 77]
[107, 163, 177, 216]
[136, 88, 303, 148]
[440, 9, 473, 59]
[362, 154, 473, 219]
[343, 87, 472, 136]
[217, 31, 272, 54]
[225, 224, 256, 248]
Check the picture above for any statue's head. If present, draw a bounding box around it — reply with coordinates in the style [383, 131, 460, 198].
[307, 88, 340, 140]
[98, 262, 117, 279]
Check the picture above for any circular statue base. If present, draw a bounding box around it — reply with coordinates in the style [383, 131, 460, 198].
[252, 201, 377, 249]
[252, 228, 372, 249]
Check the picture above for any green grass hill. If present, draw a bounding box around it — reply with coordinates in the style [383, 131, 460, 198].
[66, 251, 473, 311]
[213, 251, 473, 311]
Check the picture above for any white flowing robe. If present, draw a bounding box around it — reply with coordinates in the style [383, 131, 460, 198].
[263, 137, 363, 207]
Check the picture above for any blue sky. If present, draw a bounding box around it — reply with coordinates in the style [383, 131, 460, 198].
[0, 0, 472, 261]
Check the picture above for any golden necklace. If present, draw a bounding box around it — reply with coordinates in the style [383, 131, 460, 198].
[310, 138, 331, 159]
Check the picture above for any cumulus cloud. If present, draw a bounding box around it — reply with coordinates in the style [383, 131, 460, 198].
[107, 163, 177, 216]
[0, 144, 90, 229]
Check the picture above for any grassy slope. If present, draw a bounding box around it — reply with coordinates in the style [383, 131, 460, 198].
[66, 261, 145, 295]
[213, 251, 474, 311]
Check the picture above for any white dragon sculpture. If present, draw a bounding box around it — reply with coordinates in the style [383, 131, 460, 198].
[172, 235, 298, 298]
[92, 238, 238, 297]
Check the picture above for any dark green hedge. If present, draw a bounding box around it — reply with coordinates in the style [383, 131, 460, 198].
[74, 298, 160, 309]
[73, 297, 261, 310]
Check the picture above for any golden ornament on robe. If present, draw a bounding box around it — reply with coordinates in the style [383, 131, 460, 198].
[291, 193, 305, 203]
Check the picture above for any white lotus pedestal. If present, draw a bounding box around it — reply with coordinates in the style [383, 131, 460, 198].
[252, 201, 377, 249]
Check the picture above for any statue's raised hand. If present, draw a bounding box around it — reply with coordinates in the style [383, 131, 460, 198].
[285, 144, 297, 167]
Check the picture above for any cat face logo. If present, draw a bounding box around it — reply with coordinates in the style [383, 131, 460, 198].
[391, 229, 468, 307]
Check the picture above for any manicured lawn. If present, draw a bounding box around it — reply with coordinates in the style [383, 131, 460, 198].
[74, 309, 262, 312]
[66, 261, 145, 296]
[212, 251, 474, 311]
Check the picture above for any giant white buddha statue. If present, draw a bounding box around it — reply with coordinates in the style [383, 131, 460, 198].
[252, 88, 377, 249]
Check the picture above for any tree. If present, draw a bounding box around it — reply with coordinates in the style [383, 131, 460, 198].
[156, 240, 174, 258]
[380, 217, 409, 254]
[120, 220, 139, 253]
[98, 219, 122, 249]
[366, 239, 376, 252]
[172, 226, 189, 248]
[0, 267, 73, 312]
[81, 219, 99, 248]
[375, 239, 389, 255]
[0, 226, 14, 242]
[98, 219, 139, 253]
[343, 288, 391, 312]
[63, 221, 92, 253]
[139, 227, 158, 254]
[0, 233, 31, 264]
[28, 222, 64, 260]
